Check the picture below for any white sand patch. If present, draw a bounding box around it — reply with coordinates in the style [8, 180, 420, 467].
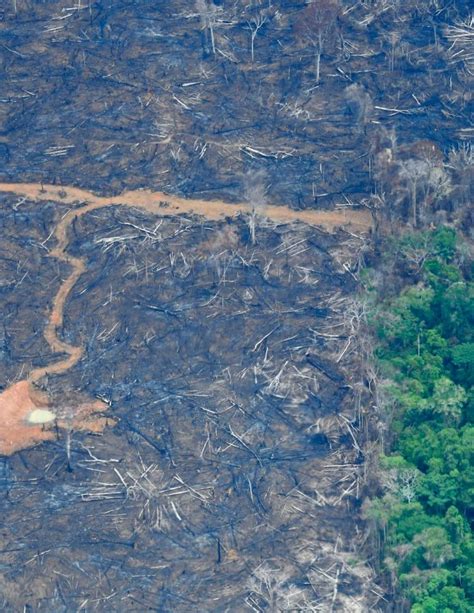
[27, 408, 57, 424]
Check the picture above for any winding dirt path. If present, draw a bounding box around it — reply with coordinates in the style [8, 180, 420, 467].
[0, 181, 372, 383]
[0, 182, 371, 454]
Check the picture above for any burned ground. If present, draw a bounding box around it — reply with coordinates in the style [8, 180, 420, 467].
[0, 194, 379, 611]
[0, 194, 63, 384]
[0, 1, 470, 208]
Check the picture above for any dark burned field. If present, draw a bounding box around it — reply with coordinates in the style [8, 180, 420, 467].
[1, 0, 469, 206]
[0, 192, 377, 611]
[1, 0, 468, 610]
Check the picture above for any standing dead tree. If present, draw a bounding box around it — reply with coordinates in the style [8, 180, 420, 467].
[344, 84, 373, 130]
[398, 157, 451, 227]
[373, 136, 453, 227]
[297, 0, 340, 83]
[195, 0, 219, 56]
[247, 13, 268, 63]
[244, 170, 268, 245]
[446, 143, 473, 211]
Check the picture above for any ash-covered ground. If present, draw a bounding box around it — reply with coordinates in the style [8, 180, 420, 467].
[0, 195, 377, 611]
[1, 1, 470, 208]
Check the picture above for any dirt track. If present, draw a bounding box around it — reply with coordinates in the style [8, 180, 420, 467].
[0, 182, 373, 227]
[0, 181, 371, 456]
[0, 181, 371, 384]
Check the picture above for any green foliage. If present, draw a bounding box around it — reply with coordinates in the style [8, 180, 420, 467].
[410, 586, 471, 613]
[367, 226, 473, 611]
[451, 343, 474, 387]
[426, 377, 467, 425]
[431, 227, 457, 261]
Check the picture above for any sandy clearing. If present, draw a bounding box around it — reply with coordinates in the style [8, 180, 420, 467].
[0, 380, 114, 455]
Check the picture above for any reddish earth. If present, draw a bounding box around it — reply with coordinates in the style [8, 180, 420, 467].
[0, 182, 373, 230]
[0, 380, 113, 455]
[0, 382, 55, 455]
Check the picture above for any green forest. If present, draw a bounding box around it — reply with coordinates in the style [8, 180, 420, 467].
[365, 227, 473, 612]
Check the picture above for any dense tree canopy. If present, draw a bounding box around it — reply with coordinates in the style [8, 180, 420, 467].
[366, 227, 473, 611]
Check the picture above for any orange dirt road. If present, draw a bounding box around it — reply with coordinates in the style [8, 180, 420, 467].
[0, 181, 372, 455]
[0, 182, 373, 229]
[0, 181, 372, 383]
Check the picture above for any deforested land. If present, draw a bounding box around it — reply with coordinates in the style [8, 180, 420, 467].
[0, 2, 472, 611]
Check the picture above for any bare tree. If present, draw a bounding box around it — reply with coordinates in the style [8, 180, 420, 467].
[298, 0, 340, 83]
[399, 469, 419, 503]
[344, 84, 373, 129]
[61, 403, 75, 472]
[398, 159, 429, 227]
[398, 158, 451, 227]
[446, 142, 473, 209]
[386, 30, 401, 72]
[247, 13, 268, 63]
[244, 170, 267, 244]
[195, 0, 218, 56]
[381, 463, 420, 504]
[372, 134, 453, 227]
